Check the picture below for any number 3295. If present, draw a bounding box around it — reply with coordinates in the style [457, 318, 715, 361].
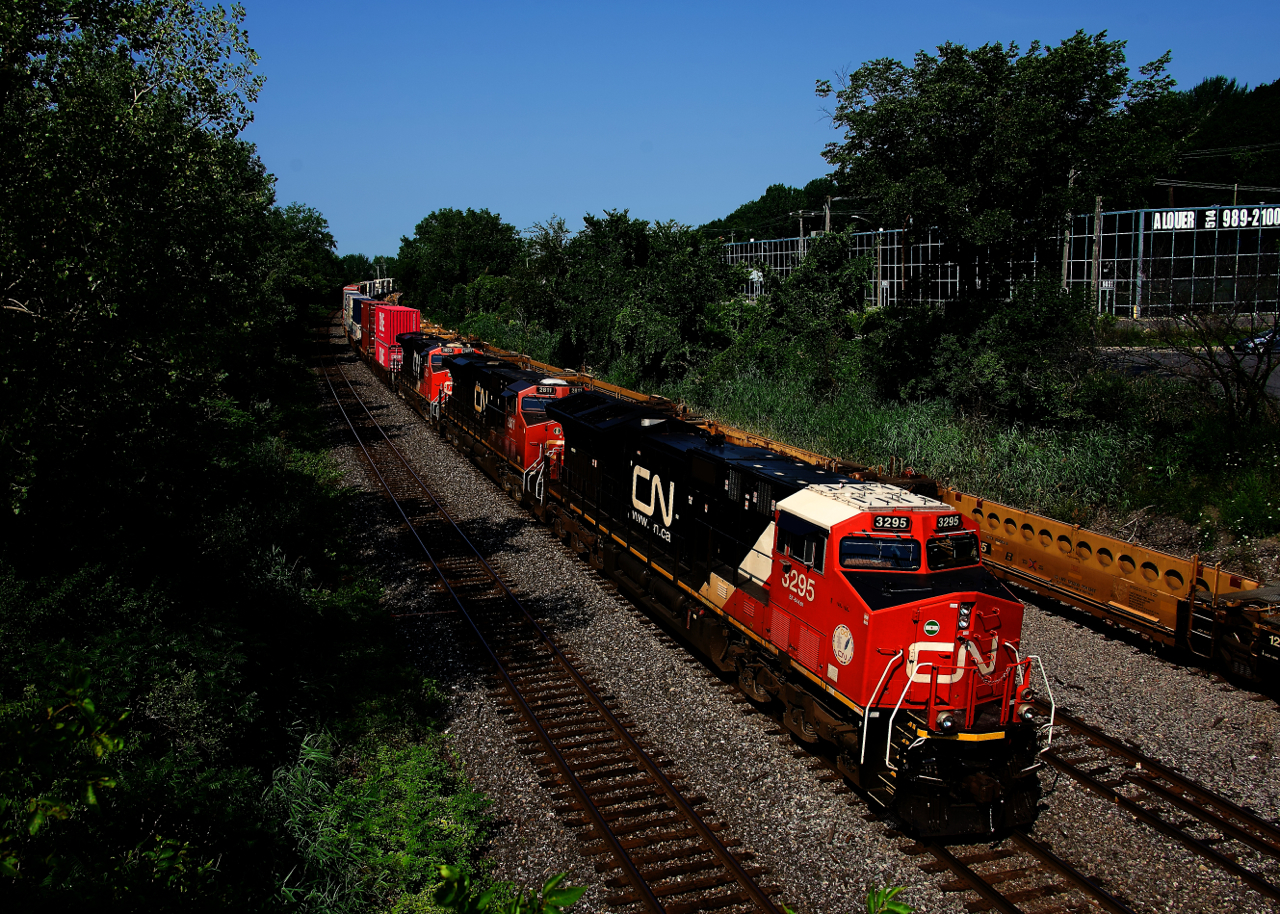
[781, 569, 815, 601]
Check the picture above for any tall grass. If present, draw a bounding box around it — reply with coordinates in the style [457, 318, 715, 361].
[664, 372, 1147, 521]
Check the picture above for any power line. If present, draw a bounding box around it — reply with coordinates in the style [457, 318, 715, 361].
[1154, 178, 1280, 194]
[1180, 140, 1280, 159]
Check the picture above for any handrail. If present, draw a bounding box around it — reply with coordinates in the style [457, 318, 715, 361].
[1024, 654, 1056, 753]
[886, 660, 931, 770]
[861, 650, 903, 765]
[523, 454, 546, 505]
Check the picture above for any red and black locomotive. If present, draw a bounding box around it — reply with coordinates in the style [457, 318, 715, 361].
[542, 392, 1052, 836]
[355, 319, 1055, 837]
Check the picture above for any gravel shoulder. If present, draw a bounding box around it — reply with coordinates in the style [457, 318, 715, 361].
[319, 328, 1280, 914]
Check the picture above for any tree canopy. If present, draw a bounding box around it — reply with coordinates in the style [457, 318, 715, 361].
[817, 30, 1180, 300]
[1161, 76, 1280, 207]
[396, 207, 522, 312]
[698, 177, 839, 241]
[0, 4, 497, 908]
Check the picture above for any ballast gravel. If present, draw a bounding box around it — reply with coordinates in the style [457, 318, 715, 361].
[318, 327, 1280, 914]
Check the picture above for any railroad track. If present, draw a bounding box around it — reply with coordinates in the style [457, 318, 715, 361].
[688, 670, 1139, 914]
[320, 347, 786, 914]
[1038, 702, 1280, 906]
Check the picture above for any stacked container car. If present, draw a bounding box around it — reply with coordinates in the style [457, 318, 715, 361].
[543, 392, 1051, 837]
[358, 300, 384, 356]
[341, 285, 368, 343]
[372, 303, 421, 370]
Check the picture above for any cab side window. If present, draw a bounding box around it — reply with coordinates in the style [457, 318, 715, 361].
[776, 512, 826, 573]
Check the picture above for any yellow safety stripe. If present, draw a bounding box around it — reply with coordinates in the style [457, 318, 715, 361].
[915, 728, 1005, 742]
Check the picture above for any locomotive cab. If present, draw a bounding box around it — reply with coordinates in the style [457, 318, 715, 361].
[499, 379, 576, 469]
[766, 483, 1048, 835]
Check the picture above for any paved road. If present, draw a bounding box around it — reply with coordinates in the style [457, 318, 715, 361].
[1100, 346, 1280, 399]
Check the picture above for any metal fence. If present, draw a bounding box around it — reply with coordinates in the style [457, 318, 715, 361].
[722, 205, 1280, 315]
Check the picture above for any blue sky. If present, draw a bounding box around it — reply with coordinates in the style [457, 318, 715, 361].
[240, 0, 1280, 257]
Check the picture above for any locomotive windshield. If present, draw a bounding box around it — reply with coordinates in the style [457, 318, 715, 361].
[926, 533, 981, 570]
[520, 397, 555, 416]
[431, 354, 443, 367]
[839, 535, 921, 571]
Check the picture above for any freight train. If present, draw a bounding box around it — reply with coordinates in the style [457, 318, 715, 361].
[342, 309, 1053, 837]
[342, 300, 1279, 834]
[397, 331, 1280, 692]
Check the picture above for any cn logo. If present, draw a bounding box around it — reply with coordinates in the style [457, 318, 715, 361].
[632, 465, 675, 526]
[473, 382, 489, 413]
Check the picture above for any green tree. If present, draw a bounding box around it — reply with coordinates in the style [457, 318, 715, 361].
[705, 225, 872, 393]
[699, 177, 840, 241]
[552, 210, 747, 384]
[397, 208, 521, 315]
[1164, 77, 1280, 207]
[0, 3, 498, 910]
[818, 31, 1179, 304]
[338, 252, 374, 283]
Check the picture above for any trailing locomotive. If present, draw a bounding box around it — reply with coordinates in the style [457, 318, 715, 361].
[397, 334, 475, 419]
[440, 352, 581, 488]
[543, 392, 1049, 837]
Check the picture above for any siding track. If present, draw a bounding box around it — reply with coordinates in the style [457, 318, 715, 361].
[1039, 703, 1280, 904]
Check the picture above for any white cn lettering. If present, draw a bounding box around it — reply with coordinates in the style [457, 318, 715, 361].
[907, 641, 966, 684]
[631, 465, 675, 526]
[474, 382, 488, 413]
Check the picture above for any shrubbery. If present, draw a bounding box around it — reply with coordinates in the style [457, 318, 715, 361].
[0, 4, 499, 909]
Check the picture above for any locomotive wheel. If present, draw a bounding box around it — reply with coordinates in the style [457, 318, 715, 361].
[785, 705, 820, 743]
[552, 516, 566, 541]
[738, 664, 771, 703]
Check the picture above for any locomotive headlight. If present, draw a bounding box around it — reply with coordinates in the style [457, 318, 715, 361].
[937, 712, 959, 733]
[1015, 703, 1036, 724]
[957, 603, 973, 630]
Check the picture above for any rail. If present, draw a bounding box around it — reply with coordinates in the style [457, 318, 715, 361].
[322, 338, 786, 914]
[1040, 702, 1280, 904]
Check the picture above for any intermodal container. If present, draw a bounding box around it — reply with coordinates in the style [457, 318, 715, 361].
[362, 300, 385, 354]
[374, 305, 421, 346]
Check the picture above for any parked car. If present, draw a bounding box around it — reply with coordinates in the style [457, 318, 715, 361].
[1231, 330, 1280, 354]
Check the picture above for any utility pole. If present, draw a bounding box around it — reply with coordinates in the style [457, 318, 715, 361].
[1091, 195, 1104, 312]
[824, 196, 831, 233]
[1061, 166, 1075, 290]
